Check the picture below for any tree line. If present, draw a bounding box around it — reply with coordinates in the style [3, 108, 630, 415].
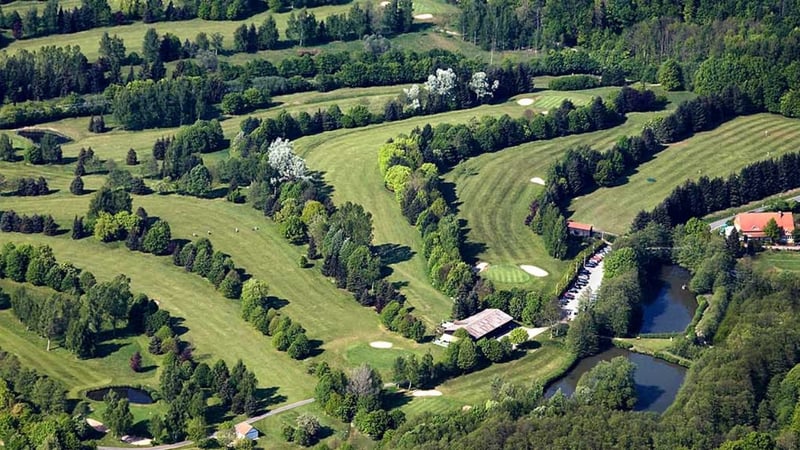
[218, 137, 426, 341]
[0, 345, 95, 449]
[529, 87, 762, 260]
[313, 361, 406, 440]
[0, 210, 59, 235]
[633, 151, 800, 231]
[109, 78, 224, 130]
[5, 176, 50, 196]
[0, 243, 271, 446]
[0, 242, 176, 358]
[239, 278, 314, 359]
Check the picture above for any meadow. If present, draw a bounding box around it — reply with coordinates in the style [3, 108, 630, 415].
[569, 113, 800, 234]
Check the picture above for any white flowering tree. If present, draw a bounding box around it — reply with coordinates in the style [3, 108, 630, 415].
[267, 138, 309, 183]
[469, 71, 500, 100]
[423, 68, 457, 99]
[403, 84, 421, 111]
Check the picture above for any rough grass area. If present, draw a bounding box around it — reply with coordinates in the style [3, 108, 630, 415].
[570, 113, 800, 234]
[482, 264, 532, 284]
[753, 251, 800, 273]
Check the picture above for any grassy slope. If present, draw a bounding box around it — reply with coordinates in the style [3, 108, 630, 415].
[295, 95, 562, 325]
[1, 0, 462, 60]
[444, 106, 675, 291]
[570, 113, 800, 234]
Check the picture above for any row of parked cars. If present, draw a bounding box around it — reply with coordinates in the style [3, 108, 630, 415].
[559, 245, 611, 319]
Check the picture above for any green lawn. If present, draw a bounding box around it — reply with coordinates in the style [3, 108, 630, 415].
[482, 264, 532, 284]
[753, 251, 800, 273]
[295, 95, 565, 325]
[570, 113, 800, 234]
[0, 301, 160, 396]
[445, 108, 673, 292]
[400, 338, 575, 416]
[1, 0, 463, 61]
[3, 4, 353, 60]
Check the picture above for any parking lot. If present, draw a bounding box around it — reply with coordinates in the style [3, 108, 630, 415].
[560, 245, 610, 321]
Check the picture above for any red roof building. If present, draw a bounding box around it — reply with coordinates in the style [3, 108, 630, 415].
[567, 220, 593, 237]
[733, 212, 795, 241]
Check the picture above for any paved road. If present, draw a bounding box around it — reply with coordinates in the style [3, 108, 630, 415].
[245, 398, 315, 424]
[709, 193, 800, 231]
[97, 398, 315, 450]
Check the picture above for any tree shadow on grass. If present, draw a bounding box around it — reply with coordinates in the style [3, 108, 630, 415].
[170, 317, 189, 337]
[205, 186, 229, 199]
[382, 390, 412, 410]
[374, 243, 415, 265]
[94, 341, 128, 358]
[267, 296, 290, 310]
[457, 218, 488, 264]
[131, 419, 151, 438]
[307, 339, 324, 358]
[308, 170, 334, 199]
[257, 386, 286, 411]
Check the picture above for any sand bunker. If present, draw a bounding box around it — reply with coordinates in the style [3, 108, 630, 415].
[86, 419, 108, 433]
[517, 98, 534, 106]
[370, 341, 393, 349]
[380, 1, 389, 6]
[530, 177, 545, 185]
[519, 265, 549, 277]
[412, 389, 443, 397]
[122, 436, 152, 446]
[475, 262, 489, 273]
[414, 13, 434, 19]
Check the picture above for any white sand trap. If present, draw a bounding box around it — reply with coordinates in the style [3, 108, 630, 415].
[530, 177, 545, 185]
[414, 13, 434, 19]
[520, 265, 548, 277]
[86, 419, 108, 433]
[475, 262, 489, 272]
[445, 30, 460, 36]
[370, 341, 393, 349]
[541, 110, 549, 115]
[517, 98, 534, 106]
[412, 389, 443, 397]
[380, 1, 389, 6]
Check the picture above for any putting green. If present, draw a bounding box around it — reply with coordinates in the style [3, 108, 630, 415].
[482, 264, 532, 284]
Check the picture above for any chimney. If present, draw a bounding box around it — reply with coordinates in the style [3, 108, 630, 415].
[780, 211, 784, 218]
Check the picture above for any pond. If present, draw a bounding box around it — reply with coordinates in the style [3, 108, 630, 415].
[545, 347, 687, 413]
[86, 387, 153, 404]
[640, 265, 697, 334]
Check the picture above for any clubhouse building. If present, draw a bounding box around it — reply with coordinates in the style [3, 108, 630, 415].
[733, 211, 795, 243]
